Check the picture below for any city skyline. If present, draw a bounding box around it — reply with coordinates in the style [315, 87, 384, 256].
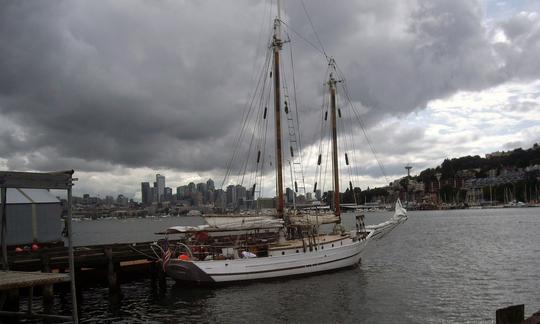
[1, 1, 539, 199]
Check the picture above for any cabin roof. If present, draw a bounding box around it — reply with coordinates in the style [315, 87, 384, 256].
[0, 188, 60, 204]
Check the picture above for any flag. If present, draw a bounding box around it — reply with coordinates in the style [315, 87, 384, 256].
[162, 238, 171, 272]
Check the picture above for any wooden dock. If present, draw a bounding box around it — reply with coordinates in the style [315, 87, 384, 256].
[0, 270, 70, 290]
[0, 270, 72, 321]
[7, 241, 164, 272]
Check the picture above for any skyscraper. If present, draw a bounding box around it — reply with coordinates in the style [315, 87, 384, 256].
[226, 185, 236, 207]
[187, 182, 196, 194]
[164, 187, 173, 201]
[156, 174, 165, 202]
[141, 182, 151, 205]
[206, 178, 215, 191]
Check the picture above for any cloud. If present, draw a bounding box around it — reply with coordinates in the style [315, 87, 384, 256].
[1, 0, 540, 196]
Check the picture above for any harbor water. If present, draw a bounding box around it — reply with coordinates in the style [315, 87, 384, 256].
[61, 208, 540, 323]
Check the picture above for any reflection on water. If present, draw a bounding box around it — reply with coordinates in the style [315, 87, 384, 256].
[48, 209, 540, 323]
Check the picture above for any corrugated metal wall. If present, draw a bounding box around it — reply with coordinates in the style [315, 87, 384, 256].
[6, 203, 63, 245]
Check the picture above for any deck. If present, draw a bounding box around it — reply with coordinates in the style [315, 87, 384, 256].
[0, 270, 70, 290]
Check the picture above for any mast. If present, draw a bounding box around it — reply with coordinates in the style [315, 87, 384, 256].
[328, 63, 341, 219]
[273, 2, 284, 217]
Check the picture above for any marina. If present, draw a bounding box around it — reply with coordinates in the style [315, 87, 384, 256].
[1, 0, 540, 323]
[1, 208, 537, 322]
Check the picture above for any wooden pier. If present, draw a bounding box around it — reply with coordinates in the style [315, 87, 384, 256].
[1, 170, 79, 322]
[0, 270, 72, 321]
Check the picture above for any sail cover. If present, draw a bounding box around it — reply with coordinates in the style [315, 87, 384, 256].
[164, 217, 284, 234]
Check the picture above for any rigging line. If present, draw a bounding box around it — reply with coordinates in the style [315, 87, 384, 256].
[322, 118, 331, 195]
[288, 34, 307, 195]
[252, 49, 273, 183]
[321, 75, 331, 194]
[300, 0, 329, 60]
[309, 65, 332, 193]
[259, 66, 273, 201]
[224, 37, 272, 185]
[338, 90, 358, 190]
[337, 94, 356, 202]
[343, 90, 362, 200]
[317, 75, 330, 194]
[335, 65, 390, 184]
[239, 48, 274, 186]
[221, 41, 273, 189]
[336, 96, 350, 186]
[278, 19, 328, 61]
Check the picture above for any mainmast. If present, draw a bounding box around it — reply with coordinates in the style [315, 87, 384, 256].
[328, 61, 341, 219]
[273, 2, 284, 218]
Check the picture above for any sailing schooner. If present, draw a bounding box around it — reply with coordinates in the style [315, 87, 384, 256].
[156, 1, 407, 284]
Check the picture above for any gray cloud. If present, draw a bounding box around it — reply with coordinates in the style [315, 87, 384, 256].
[0, 0, 540, 193]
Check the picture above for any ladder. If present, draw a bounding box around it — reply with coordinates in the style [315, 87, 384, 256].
[283, 95, 306, 196]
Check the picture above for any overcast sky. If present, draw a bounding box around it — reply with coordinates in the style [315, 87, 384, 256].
[1, 0, 539, 199]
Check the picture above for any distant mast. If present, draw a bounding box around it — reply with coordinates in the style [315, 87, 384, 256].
[328, 60, 341, 219]
[273, 0, 284, 218]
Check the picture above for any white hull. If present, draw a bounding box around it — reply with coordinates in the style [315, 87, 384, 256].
[166, 231, 371, 283]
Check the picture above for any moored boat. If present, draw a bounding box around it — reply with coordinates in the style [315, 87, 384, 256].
[156, 1, 406, 284]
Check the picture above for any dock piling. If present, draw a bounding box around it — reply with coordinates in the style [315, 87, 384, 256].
[496, 304, 524, 324]
[40, 252, 54, 313]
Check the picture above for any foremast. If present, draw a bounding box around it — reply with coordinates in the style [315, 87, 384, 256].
[328, 60, 341, 220]
[273, 4, 285, 218]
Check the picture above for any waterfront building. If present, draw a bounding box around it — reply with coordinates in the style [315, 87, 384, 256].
[192, 191, 203, 207]
[156, 174, 165, 202]
[187, 182, 196, 194]
[141, 182, 151, 206]
[150, 186, 156, 204]
[285, 187, 295, 204]
[214, 189, 226, 208]
[176, 185, 188, 199]
[197, 182, 207, 195]
[226, 185, 236, 207]
[315, 189, 322, 201]
[207, 178, 215, 191]
[104, 195, 115, 206]
[116, 194, 129, 207]
[164, 187, 173, 201]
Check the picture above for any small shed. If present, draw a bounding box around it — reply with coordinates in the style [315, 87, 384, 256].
[0, 188, 62, 245]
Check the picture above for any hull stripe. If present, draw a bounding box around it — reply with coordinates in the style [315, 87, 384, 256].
[208, 250, 362, 276]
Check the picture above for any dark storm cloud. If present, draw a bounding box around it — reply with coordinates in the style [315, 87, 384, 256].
[0, 0, 539, 176]
[0, 0, 264, 172]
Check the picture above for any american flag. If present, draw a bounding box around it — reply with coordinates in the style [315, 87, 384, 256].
[162, 238, 172, 272]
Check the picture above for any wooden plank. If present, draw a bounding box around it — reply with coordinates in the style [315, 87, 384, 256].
[0, 311, 72, 321]
[496, 304, 524, 324]
[523, 310, 540, 324]
[0, 170, 73, 189]
[0, 271, 70, 290]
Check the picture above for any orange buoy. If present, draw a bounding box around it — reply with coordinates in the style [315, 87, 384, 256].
[31, 243, 39, 251]
[178, 254, 189, 261]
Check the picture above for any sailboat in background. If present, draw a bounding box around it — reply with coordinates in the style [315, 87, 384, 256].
[156, 1, 406, 284]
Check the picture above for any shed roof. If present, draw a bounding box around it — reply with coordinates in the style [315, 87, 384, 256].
[0, 189, 60, 204]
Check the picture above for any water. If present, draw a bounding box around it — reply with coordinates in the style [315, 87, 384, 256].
[53, 209, 540, 322]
